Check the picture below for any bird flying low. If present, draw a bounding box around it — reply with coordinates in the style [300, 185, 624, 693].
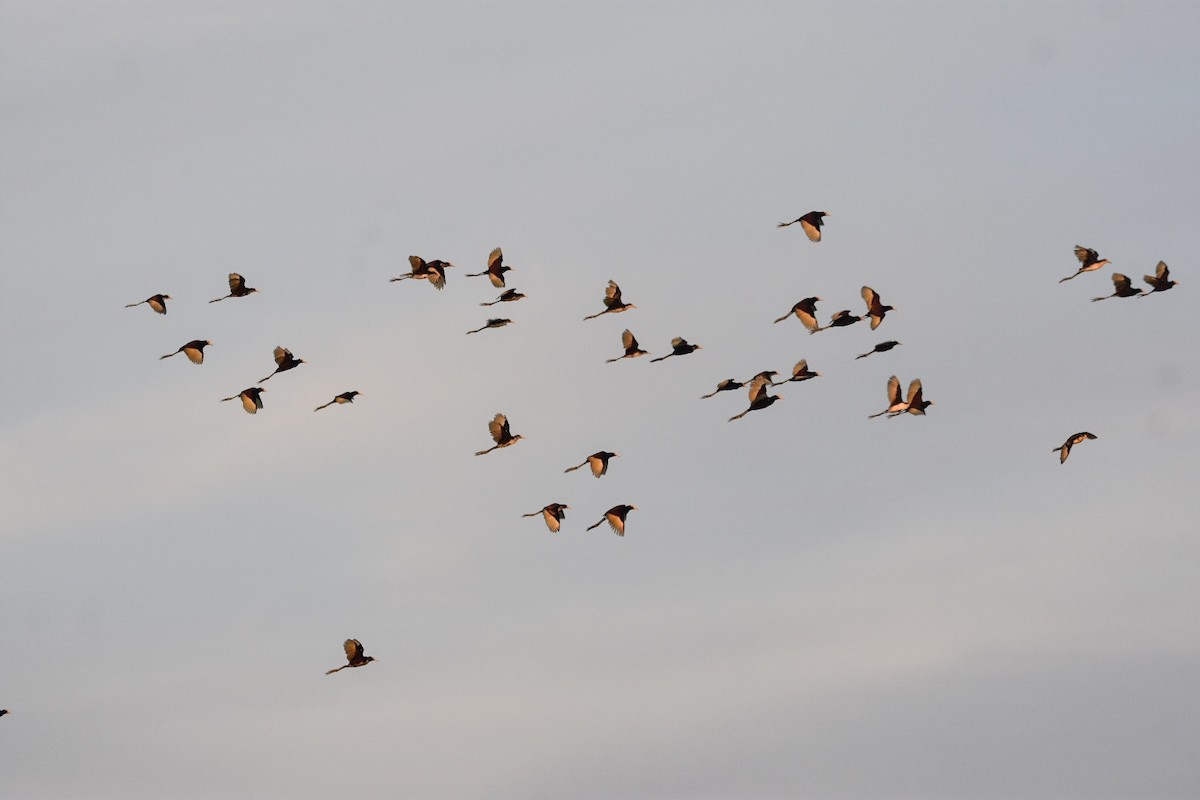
[314, 391, 360, 411]
[466, 318, 513, 335]
[1054, 431, 1097, 464]
[325, 639, 376, 675]
[861, 286, 893, 330]
[260, 346, 305, 382]
[583, 280, 636, 320]
[1141, 261, 1177, 295]
[774, 296, 822, 330]
[778, 210, 829, 242]
[209, 273, 258, 302]
[475, 413, 524, 456]
[565, 451, 618, 478]
[126, 294, 171, 314]
[221, 387, 266, 414]
[1059, 246, 1110, 283]
[523, 503, 570, 533]
[649, 337, 702, 362]
[586, 504, 636, 536]
[466, 247, 511, 288]
[160, 339, 212, 364]
[729, 374, 783, 421]
[606, 329, 649, 363]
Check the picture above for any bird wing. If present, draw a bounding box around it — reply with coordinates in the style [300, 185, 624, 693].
[605, 509, 626, 536]
[240, 392, 259, 414]
[184, 343, 205, 365]
[1112, 273, 1132, 292]
[906, 379, 924, 405]
[621, 329, 637, 351]
[344, 639, 364, 661]
[408, 255, 426, 273]
[488, 413, 509, 443]
[428, 263, 447, 289]
[228, 273, 246, 292]
[1156, 261, 1169, 280]
[1074, 246, 1098, 266]
[605, 281, 623, 306]
[861, 286, 878, 312]
[748, 375, 772, 403]
[670, 337, 684, 349]
[273, 346, 291, 366]
[792, 360, 808, 378]
[543, 507, 562, 533]
[589, 454, 607, 478]
[148, 296, 167, 314]
[886, 375, 901, 405]
[488, 247, 503, 272]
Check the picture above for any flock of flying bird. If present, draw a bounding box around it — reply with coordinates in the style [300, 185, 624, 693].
[111, 215, 1180, 678]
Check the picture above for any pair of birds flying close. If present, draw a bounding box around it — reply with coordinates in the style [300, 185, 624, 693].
[1090, 262, 1177, 300]
[868, 376, 933, 418]
[523, 503, 636, 535]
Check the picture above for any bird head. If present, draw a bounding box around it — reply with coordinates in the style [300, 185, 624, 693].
[163, 295, 173, 300]
[205, 340, 214, 346]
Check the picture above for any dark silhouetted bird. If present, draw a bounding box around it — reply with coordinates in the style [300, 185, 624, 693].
[775, 359, 820, 384]
[1054, 431, 1097, 464]
[565, 451, 618, 478]
[746, 370, 779, 386]
[819, 310, 863, 332]
[126, 294, 171, 315]
[160, 339, 211, 364]
[209, 273, 258, 302]
[476, 413, 524, 456]
[466, 247, 511, 288]
[861, 286, 893, 330]
[0, 709, 7, 718]
[1142, 261, 1177, 295]
[774, 296, 822, 331]
[390, 255, 453, 290]
[856, 341, 901, 359]
[586, 504, 636, 536]
[260, 346, 305, 382]
[868, 375, 909, 418]
[606, 329, 649, 363]
[729, 375, 783, 421]
[325, 639, 376, 675]
[480, 289, 526, 306]
[583, 280, 636, 320]
[1059, 246, 1110, 283]
[778, 211, 828, 242]
[466, 318, 513, 334]
[701, 378, 744, 399]
[523, 503, 570, 533]
[650, 337, 702, 362]
[893, 379, 933, 416]
[314, 391, 360, 411]
[221, 386, 266, 414]
[1091, 273, 1143, 301]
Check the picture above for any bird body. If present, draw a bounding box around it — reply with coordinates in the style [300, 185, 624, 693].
[861, 286, 893, 330]
[822, 310, 863, 331]
[586, 504, 636, 536]
[607, 329, 648, 362]
[209, 273, 258, 302]
[856, 341, 901, 359]
[583, 280, 636, 320]
[649, 337, 702, 362]
[260, 346, 305, 382]
[778, 210, 829, 242]
[1142, 261, 1177, 295]
[221, 387, 266, 414]
[126, 294, 171, 314]
[523, 503, 570, 533]
[466, 247, 511, 288]
[1091, 273, 1143, 301]
[1059, 246, 1110, 283]
[325, 639, 376, 674]
[1054, 431, 1097, 464]
[476, 413, 524, 456]
[160, 339, 211, 364]
[776, 359, 820, 384]
[701, 378, 744, 399]
[565, 451, 618, 478]
[314, 391, 360, 411]
[466, 318, 513, 335]
[774, 296, 821, 331]
[481, 289, 526, 306]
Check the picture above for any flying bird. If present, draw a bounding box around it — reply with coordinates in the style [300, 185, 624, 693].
[820, 310, 863, 332]
[1054, 431, 1097, 464]
[314, 391, 360, 411]
[729, 375, 783, 421]
[0, 709, 8, 718]
[1059, 246, 1110, 283]
[1091, 273, 1143, 301]
[775, 359, 820, 384]
[260, 346, 305, 382]
[583, 280, 636, 320]
[126, 294, 171, 315]
[466, 247, 511, 288]
[325, 639, 376, 675]
[856, 341, 901, 359]
[893, 378, 933, 416]
[565, 451, 618, 478]
[209, 273, 258, 302]
[466, 318, 514, 335]
[861, 286, 893, 330]
[774, 296, 822, 331]
[390, 255, 453, 290]
[778, 211, 829, 242]
[480, 289, 526, 306]
[160, 339, 211, 364]
[606, 329, 649, 363]
[649, 337, 702, 362]
[1142, 261, 1177, 295]
[586, 504, 636, 536]
[701, 378, 744, 399]
[221, 387, 266, 414]
[523, 503, 570, 533]
[868, 375, 909, 418]
[475, 413, 524, 456]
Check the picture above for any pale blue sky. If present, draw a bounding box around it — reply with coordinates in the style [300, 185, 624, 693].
[2, 2, 1199, 798]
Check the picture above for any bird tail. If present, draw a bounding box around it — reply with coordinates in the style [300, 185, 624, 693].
[583, 310, 607, 321]
[314, 401, 334, 412]
[564, 463, 584, 473]
[1058, 272, 1078, 283]
[586, 519, 603, 530]
[867, 410, 888, 419]
[208, 296, 225, 303]
[159, 352, 177, 360]
[1090, 295, 1108, 302]
[773, 314, 790, 324]
[700, 391, 717, 399]
[776, 221, 793, 228]
[325, 666, 346, 675]
[480, 300, 497, 306]
[259, 374, 273, 382]
[466, 329, 481, 335]
[220, 395, 238, 402]
[389, 275, 411, 282]
[521, 512, 540, 518]
[125, 301, 143, 308]
[728, 409, 749, 422]
[649, 354, 669, 362]
[475, 447, 495, 456]
[856, 352, 869, 359]
[605, 356, 622, 363]
[465, 271, 486, 277]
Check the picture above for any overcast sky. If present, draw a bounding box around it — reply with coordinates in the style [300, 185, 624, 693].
[3, 2, 1200, 798]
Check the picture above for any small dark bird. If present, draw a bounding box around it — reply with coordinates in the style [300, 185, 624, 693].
[390, 255, 453, 290]
[774, 296, 822, 331]
[466, 318, 513, 335]
[523, 503, 570, 533]
[893, 378, 933, 416]
[820, 310, 863, 332]
[778, 211, 829, 242]
[583, 280, 636, 320]
[1054, 431, 1097, 464]
[221, 386, 266, 414]
[160, 339, 211, 364]
[260, 346, 305, 382]
[1142, 261, 1177, 295]
[586, 504, 636, 536]
[606, 329, 649, 363]
[856, 341, 901, 359]
[466, 247, 511, 288]
[1091, 273, 1143, 301]
[209, 273, 258, 302]
[1059, 246, 1110, 283]
[701, 378, 744, 399]
[475, 412, 524, 456]
[861, 286, 893, 330]
[565, 451, 618, 478]
[314, 391, 360, 411]
[729, 375, 783, 421]
[325, 639, 376, 675]
[0, 709, 8, 717]
[745, 370, 779, 386]
[775, 359, 820, 384]
[126, 294, 171, 314]
[650, 337, 702, 362]
[480, 289, 526, 306]
[868, 375, 909, 418]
